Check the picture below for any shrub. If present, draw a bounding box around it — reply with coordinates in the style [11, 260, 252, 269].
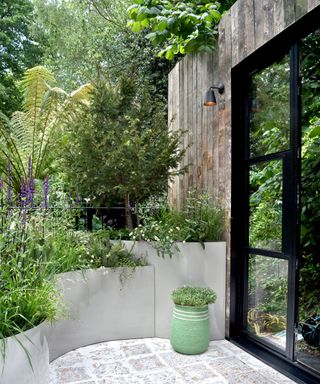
[172, 286, 216, 307]
[130, 191, 225, 257]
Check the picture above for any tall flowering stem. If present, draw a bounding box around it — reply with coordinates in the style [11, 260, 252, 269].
[0, 177, 3, 207]
[7, 158, 12, 210]
[44, 176, 49, 209]
[20, 178, 28, 225]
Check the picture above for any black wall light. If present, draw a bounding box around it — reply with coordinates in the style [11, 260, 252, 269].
[204, 84, 225, 106]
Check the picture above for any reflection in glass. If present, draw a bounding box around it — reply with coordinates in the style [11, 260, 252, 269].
[249, 160, 282, 251]
[247, 255, 288, 350]
[297, 29, 320, 373]
[250, 55, 290, 158]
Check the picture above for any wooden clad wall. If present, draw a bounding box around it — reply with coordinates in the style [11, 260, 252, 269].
[168, 0, 320, 334]
[168, 0, 320, 211]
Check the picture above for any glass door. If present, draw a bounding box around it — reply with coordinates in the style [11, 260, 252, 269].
[296, 28, 320, 375]
[245, 54, 294, 354]
[231, 24, 320, 382]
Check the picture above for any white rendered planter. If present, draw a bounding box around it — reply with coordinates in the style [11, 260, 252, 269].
[123, 241, 226, 340]
[46, 266, 154, 361]
[0, 323, 49, 384]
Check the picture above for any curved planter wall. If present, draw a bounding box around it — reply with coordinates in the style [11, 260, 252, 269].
[1, 240, 226, 384]
[0, 323, 49, 384]
[45, 266, 155, 361]
[124, 241, 226, 341]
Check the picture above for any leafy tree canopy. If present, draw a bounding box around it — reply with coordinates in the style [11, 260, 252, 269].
[0, 0, 43, 116]
[32, 0, 175, 100]
[127, 0, 236, 60]
[61, 74, 186, 227]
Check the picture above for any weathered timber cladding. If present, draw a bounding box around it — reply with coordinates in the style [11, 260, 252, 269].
[168, 0, 320, 210]
[168, 0, 320, 335]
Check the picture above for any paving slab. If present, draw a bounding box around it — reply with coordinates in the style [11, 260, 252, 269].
[49, 338, 298, 384]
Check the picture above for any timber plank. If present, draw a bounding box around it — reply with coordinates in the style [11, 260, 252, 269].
[283, 0, 296, 26]
[295, 0, 309, 18]
[254, 0, 275, 50]
[308, 0, 320, 10]
[199, 53, 208, 192]
[231, 2, 240, 67]
[244, 0, 256, 57]
[169, 63, 180, 207]
[206, 53, 214, 194]
[274, 0, 286, 35]
[237, 0, 246, 63]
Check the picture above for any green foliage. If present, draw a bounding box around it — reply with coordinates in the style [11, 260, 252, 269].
[247, 309, 286, 335]
[32, 0, 174, 102]
[249, 201, 282, 251]
[0, 173, 145, 341]
[299, 30, 320, 319]
[248, 256, 288, 316]
[0, 0, 43, 116]
[0, 209, 59, 339]
[0, 66, 92, 193]
[172, 286, 216, 307]
[127, 0, 223, 60]
[250, 56, 290, 158]
[130, 191, 225, 257]
[75, 231, 145, 269]
[61, 75, 186, 227]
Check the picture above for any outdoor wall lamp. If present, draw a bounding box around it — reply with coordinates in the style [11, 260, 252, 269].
[204, 84, 225, 106]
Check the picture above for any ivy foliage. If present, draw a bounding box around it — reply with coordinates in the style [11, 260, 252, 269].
[127, 0, 224, 60]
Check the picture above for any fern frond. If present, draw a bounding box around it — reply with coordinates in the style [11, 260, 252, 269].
[19, 66, 55, 113]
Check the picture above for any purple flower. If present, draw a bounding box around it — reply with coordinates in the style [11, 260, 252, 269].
[20, 178, 28, 225]
[29, 176, 35, 208]
[7, 158, 12, 207]
[43, 176, 49, 209]
[27, 156, 32, 179]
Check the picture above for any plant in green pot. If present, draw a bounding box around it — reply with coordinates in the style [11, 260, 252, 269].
[170, 286, 216, 355]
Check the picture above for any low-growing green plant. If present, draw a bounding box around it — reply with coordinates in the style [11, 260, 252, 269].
[130, 191, 225, 257]
[172, 286, 216, 307]
[0, 210, 60, 341]
[78, 230, 145, 269]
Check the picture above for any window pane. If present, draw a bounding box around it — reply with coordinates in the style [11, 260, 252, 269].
[247, 254, 288, 350]
[249, 160, 282, 251]
[250, 55, 290, 158]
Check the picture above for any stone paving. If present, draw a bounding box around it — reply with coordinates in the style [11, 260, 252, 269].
[49, 338, 298, 384]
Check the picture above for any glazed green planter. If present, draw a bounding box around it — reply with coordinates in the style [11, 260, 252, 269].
[170, 304, 210, 354]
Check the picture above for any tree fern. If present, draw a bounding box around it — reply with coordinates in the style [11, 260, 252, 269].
[0, 66, 91, 194]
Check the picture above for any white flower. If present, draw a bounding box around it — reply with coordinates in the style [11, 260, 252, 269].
[9, 221, 16, 231]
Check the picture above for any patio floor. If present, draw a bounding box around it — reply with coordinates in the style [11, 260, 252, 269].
[49, 338, 298, 384]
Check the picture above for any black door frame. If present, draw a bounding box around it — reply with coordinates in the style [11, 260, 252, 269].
[230, 6, 320, 384]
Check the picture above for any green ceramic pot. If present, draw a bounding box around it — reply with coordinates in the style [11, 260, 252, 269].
[170, 304, 210, 354]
